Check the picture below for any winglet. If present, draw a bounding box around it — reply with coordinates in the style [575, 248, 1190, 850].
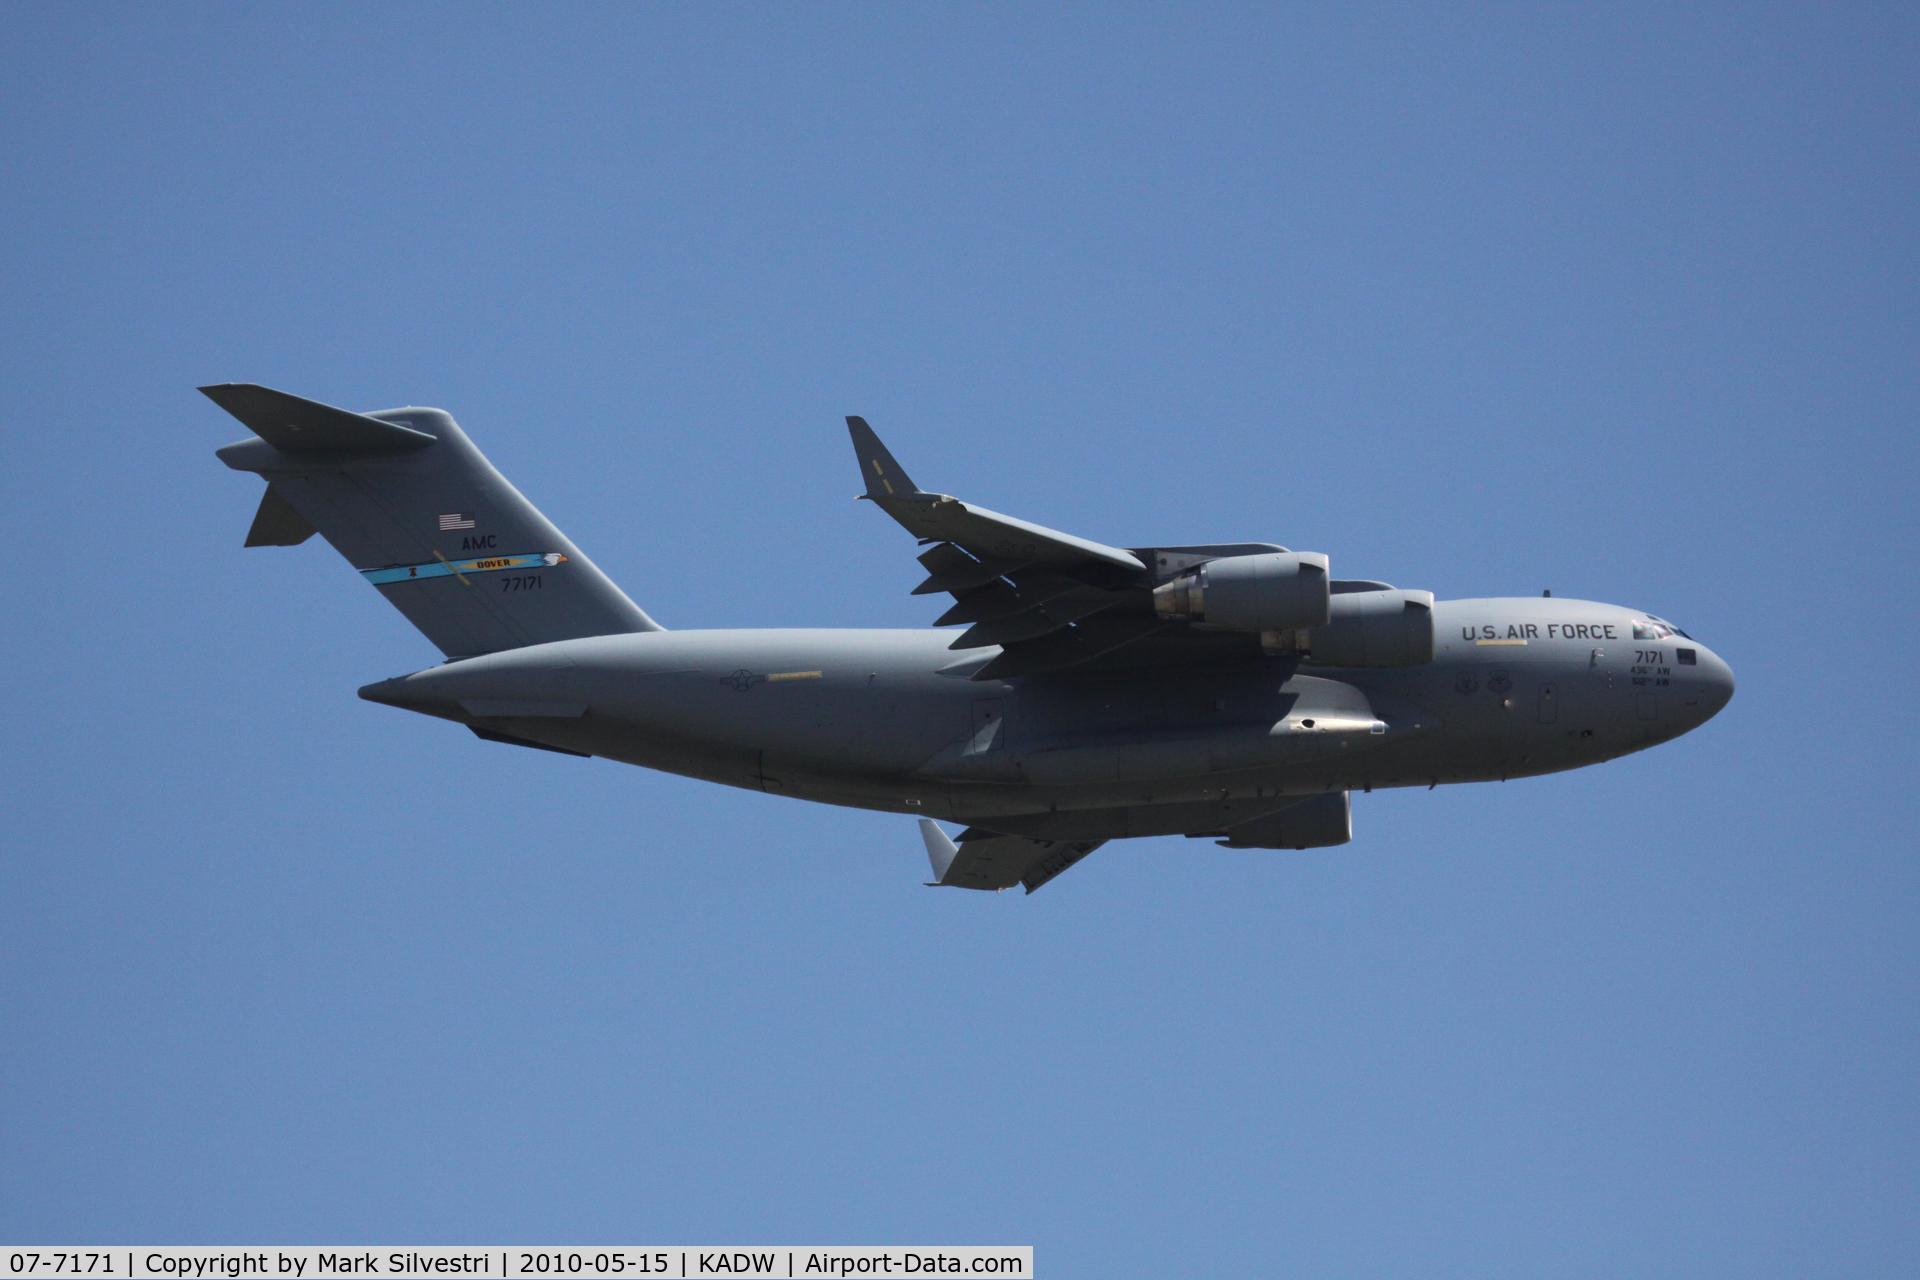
[918, 818, 960, 886]
[847, 416, 922, 500]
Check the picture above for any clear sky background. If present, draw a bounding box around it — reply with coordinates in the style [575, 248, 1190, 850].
[2, 4, 1915, 1275]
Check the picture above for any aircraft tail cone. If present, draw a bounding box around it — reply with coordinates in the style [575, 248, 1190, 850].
[358, 673, 459, 718]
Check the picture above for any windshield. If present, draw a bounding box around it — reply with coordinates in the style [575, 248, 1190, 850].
[1633, 617, 1692, 641]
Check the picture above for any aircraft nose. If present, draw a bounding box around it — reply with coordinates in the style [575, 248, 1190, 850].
[1691, 646, 1735, 723]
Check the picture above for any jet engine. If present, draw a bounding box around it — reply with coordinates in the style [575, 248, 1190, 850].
[1152, 551, 1434, 668]
[1216, 792, 1352, 850]
[1151, 551, 1331, 632]
[1301, 588, 1435, 668]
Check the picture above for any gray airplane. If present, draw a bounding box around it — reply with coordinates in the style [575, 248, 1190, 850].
[208, 384, 1733, 893]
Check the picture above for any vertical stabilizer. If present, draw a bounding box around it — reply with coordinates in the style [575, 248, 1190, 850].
[208, 384, 661, 657]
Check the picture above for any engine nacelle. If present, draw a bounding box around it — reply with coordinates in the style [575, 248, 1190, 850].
[1217, 791, 1352, 850]
[1151, 551, 1331, 632]
[1302, 588, 1435, 668]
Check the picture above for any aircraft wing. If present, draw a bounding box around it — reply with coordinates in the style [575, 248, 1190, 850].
[918, 819, 1103, 894]
[850, 417, 1260, 678]
[848, 417, 1144, 573]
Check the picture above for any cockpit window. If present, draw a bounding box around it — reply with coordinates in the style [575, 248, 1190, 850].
[1634, 616, 1694, 641]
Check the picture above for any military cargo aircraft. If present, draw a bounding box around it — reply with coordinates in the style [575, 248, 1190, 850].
[207, 384, 1733, 893]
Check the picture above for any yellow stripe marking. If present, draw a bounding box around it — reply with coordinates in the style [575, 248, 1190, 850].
[1476, 638, 1528, 646]
[766, 671, 823, 682]
[433, 550, 471, 586]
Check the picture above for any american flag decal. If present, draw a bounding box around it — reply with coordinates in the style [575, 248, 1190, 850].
[437, 512, 476, 531]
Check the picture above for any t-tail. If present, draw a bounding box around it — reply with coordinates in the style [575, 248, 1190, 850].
[207, 383, 661, 657]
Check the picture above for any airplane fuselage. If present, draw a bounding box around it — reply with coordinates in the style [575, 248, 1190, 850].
[362, 595, 1734, 841]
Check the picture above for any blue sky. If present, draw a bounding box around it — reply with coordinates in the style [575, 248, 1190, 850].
[2, 4, 1915, 1274]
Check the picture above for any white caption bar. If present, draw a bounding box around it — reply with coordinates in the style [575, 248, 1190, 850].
[0, 1251, 1031, 1280]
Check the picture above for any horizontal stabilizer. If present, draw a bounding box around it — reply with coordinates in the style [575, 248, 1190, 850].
[201, 383, 436, 454]
[243, 482, 316, 546]
[917, 819, 1104, 893]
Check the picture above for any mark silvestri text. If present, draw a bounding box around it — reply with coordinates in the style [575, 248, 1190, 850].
[112, 1257, 488, 1279]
